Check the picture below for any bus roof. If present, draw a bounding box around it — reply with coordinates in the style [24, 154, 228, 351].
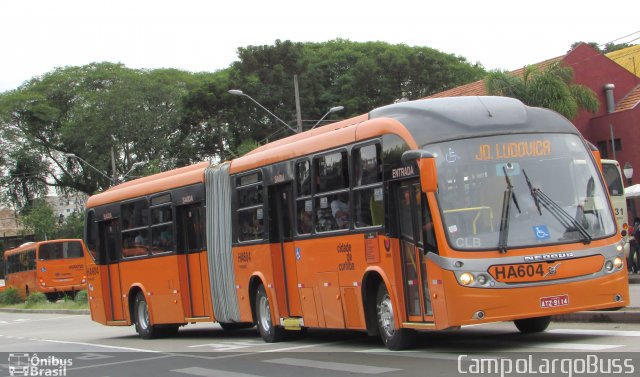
[369, 96, 580, 147]
[86, 97, 580, 207]
[3, 239, 84, 258]
[86, 161, 210, 208]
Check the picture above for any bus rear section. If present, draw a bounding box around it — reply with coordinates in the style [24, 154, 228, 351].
[36, 239, 88, 301]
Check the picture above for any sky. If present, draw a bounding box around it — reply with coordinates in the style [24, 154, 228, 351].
[1, 0, 639, 92]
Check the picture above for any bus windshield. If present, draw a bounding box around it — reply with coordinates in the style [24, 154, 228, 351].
[39, 241, 84, 260]
[428, 133, 616, 251]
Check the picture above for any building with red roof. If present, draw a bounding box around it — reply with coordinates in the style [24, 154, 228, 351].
[427, 43, 640, 186]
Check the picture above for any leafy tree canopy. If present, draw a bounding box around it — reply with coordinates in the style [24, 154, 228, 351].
[485, 63, 599, 120]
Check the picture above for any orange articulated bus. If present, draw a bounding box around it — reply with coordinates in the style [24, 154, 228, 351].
[84, 96, 628, 349]
[3, 239, 88, 301]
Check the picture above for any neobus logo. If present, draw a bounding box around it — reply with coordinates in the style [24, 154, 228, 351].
[524, 252, 574, 262]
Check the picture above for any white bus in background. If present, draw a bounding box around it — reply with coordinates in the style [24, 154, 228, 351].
[601, 159, 629, 249]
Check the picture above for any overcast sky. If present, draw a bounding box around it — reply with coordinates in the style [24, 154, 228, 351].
[1, 0, 638, 92]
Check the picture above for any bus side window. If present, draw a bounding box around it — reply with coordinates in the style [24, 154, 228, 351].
[150, 205, 174, 255]
[295, 160, 313, 235]
[85, 210, 98, 260]
[314, 151, 350, 232]
[121, 199, 150, 258]
[353, 144, 384, 228]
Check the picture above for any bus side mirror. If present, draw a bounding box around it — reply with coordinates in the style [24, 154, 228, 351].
[418, 157, 438, 193]
[401, 150, 438, 193]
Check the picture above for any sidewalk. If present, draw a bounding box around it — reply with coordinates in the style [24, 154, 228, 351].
[552, 274, 640, 323]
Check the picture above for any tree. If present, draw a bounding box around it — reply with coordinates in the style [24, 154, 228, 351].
[485, 63, 599, 120]
[0, 63, 208, 201]
[570, 41, 635, 54]
[178, 39, 486, 164]
[20, 200, 57, 241]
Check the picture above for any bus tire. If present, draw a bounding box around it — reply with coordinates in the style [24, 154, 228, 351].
[133, 292, 160, 339]
[219, 322, 255, 331]
[158, 324, 180, 337]
[376, 284, 415, 350]
[45, 293, 59, 302]
[255, 285, 284, 343]
[514, 316, 551, 334]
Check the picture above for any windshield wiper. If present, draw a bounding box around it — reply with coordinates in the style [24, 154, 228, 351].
[526, 181, 592, 244]
[498, 166, 520, 253]
[522, 169, 542, 216]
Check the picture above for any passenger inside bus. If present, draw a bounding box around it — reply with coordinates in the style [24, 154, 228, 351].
[331, 193, 350, 229]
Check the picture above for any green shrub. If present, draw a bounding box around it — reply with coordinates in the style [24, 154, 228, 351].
[26, 292, 47, 306]
[0, 287, 23, 305]
[74, 290, 88, 303]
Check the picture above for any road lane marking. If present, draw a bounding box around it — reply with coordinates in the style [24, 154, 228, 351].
[264, 358, 401, 374]
[259, 340, 345, 352]
[68, 355, 174, 371]
[549, 329, 640, 337]
[173, 367, 265, 377]
[0, 315, 83, 325]
[0, 334, 157, 353]
[188, 340, 266, 350]
[530, 342, 623, 350]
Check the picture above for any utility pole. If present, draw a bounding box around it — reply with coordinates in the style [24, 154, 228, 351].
[110, 146, 117, 186]
[293, 74, 303, 133]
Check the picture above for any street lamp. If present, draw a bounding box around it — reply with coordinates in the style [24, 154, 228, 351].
[65, 153, 145, 186]
[122, 161, 146, 181]
[228, 89, 298, 133]
[311, 106, 345, 129]
[64, 153, 114, 185]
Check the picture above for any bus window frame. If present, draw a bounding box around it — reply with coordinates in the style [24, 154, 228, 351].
[149, 192, 175, 255]
[121, 197, 151, 259]
[312, 148, 351, 234]
[352, 141, 385, 231]
[85, 209, 98, 262]
[294, 158, 314, 237]
[234, 169, 266, 244]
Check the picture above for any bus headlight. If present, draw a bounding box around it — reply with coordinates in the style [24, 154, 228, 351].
[460, 272, 474, 286]
[605, 260, 614, 272]
[613, 257, 624, 270]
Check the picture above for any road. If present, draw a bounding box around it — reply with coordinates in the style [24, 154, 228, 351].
[1, 312, 640, 377]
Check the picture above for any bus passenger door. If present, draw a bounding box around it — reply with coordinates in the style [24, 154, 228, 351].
[394, 180, 433, 322]
[176, 203, 208, 319]
[98, 219, 126, 322]
[268, 183, 301, 318]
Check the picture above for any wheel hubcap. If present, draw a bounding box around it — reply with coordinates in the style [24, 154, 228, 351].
[137, 300, 149, 330]
[259, 294, 271, 332]
[379, 294, 395, 337]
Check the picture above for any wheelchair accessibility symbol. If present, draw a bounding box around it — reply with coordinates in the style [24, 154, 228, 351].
[533, 225, 550, 240]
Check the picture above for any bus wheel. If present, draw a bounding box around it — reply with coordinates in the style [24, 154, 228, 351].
[514, 316, 551, 334]
[255, 285, 284, 343]
[45, 293, 59, 302]
[376, 284, 415, 350]
[159, 324, 180, 337]
[220, 322, 255, 331]
[134, 292, 160, 339]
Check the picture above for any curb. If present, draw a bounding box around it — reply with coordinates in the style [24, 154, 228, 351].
[553, 309, 640, 324]
[0, 308, 89, 315]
